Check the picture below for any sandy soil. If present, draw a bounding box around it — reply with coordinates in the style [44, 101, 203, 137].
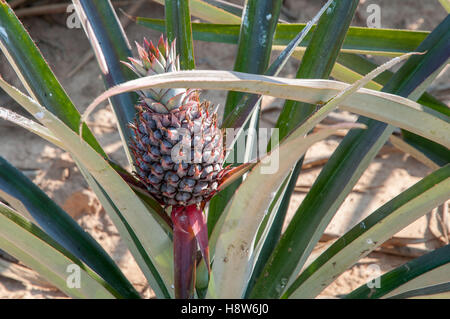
[0, 0, 448, 299]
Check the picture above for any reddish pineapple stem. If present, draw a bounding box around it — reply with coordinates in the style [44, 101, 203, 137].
[171, 204, 210, 299]
[172, 206, 197, 299]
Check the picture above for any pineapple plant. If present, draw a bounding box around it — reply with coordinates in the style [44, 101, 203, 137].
[126, 36, 224, 207]
[125, 36, 229, 298]
[0, 0, 449, 301]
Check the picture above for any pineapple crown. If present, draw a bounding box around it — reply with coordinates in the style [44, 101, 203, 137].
[123, 35, 195, 114]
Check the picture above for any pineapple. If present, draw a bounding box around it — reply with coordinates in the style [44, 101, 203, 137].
[124, 36, 225, 207]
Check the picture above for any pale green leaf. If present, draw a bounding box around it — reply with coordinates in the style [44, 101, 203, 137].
[0, 203, 116, 299]
[83, 70, 450, 149]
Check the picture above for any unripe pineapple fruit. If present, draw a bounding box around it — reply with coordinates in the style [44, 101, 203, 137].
[124, 36, 225, 207]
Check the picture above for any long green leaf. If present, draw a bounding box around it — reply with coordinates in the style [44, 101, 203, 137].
[389, 135, 440, 170]
[335, 53, 450, 116]
[248, 15, 450, 299]
[0, 1, 105, 157]
[152, 0, 241, 24]
[275, 0, 359, 143]
[208, 0, 283, 244]
[345, 244, 450, 299]
[201, 0, 244, 17]
[336, 53, 450, 167]
[82, 70, 450, 149]
[242, 163, 299, 297]
[164, 0, 195, 70]
[283, 164, 450, 298]
[223, 0, 282, 115]
[0, 157, 140, 298]
[72, 0, 138, 165]
[0, 203, 117, 299]
[136, 18, 430, 57]
[144, 2, 447, 115]
[205, 9, 318, 241]
[0, 106, 63, 149]
[388, 282, 450, 299]
[222, 0, 334, 131]
[337, 52, 450, 167]
[137, 17, 447, 115]
[137, 12, 447, 113]
[246, 0, 359, 297]
[401, 132, 450, 166]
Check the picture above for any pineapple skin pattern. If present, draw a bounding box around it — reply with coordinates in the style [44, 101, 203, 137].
[125, 36, 225, 207]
